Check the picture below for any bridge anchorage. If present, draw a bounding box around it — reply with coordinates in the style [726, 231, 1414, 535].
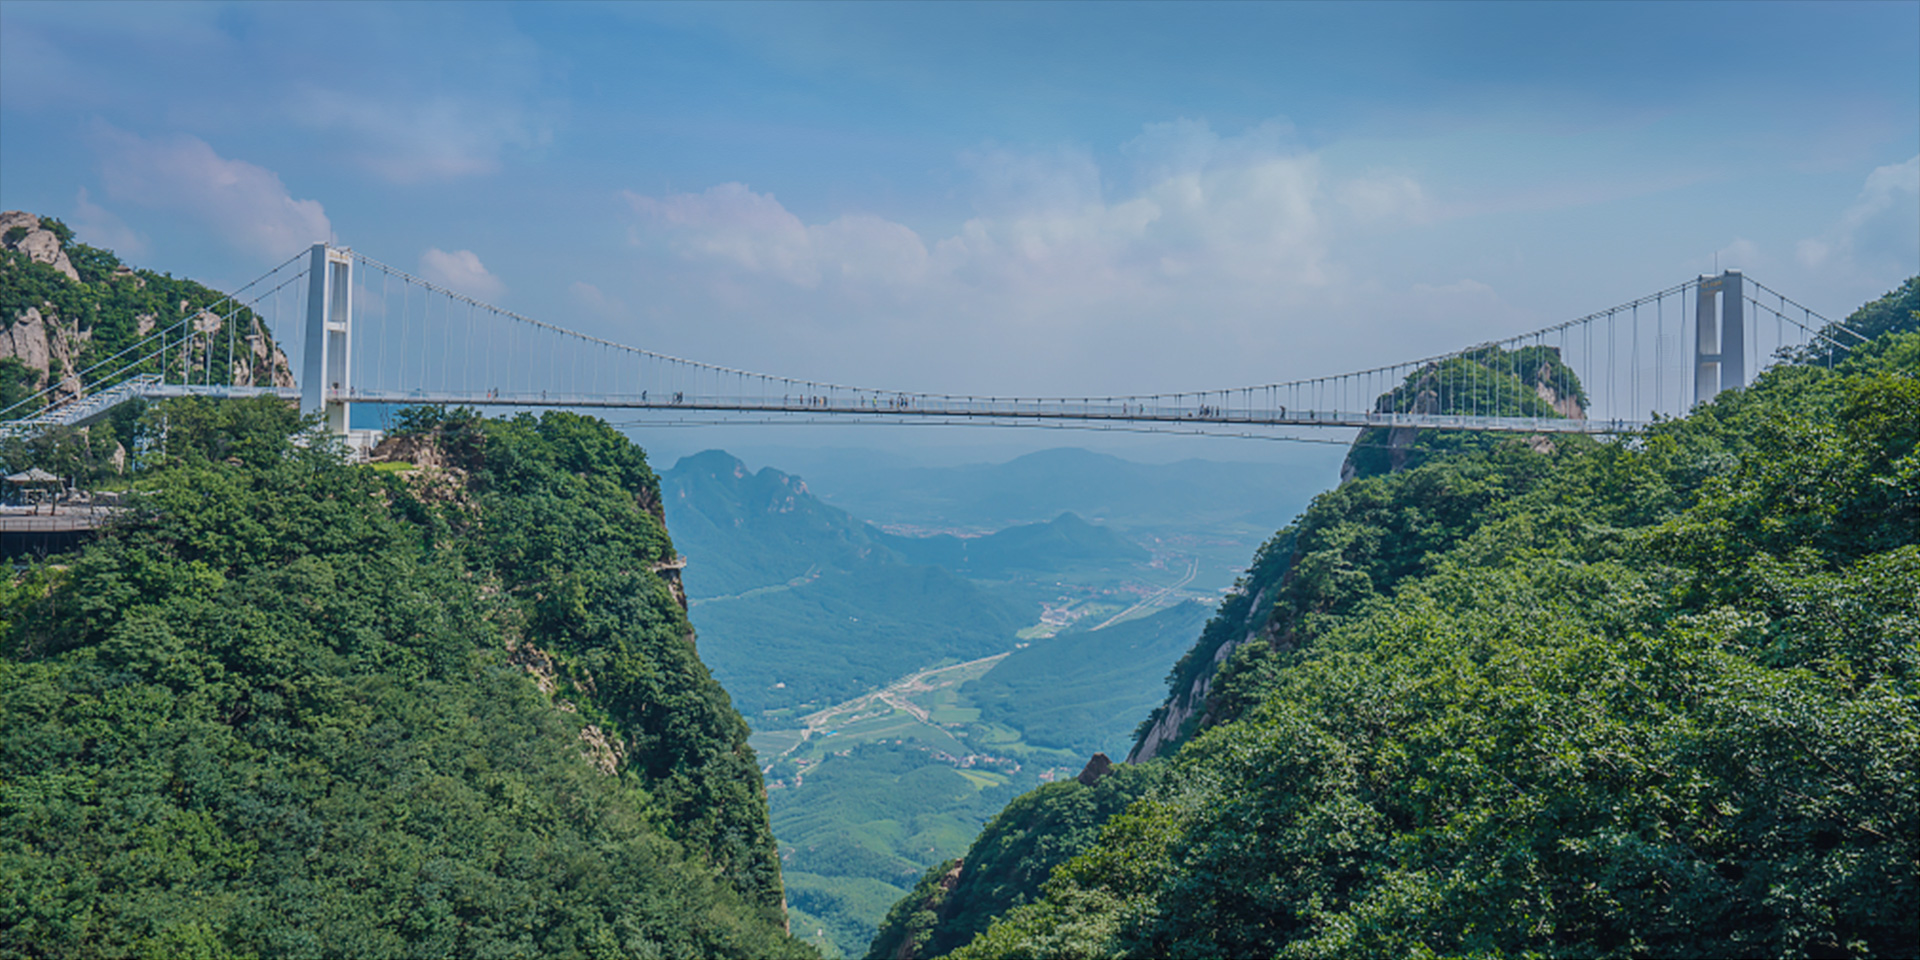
[1, 242, 1863, 451]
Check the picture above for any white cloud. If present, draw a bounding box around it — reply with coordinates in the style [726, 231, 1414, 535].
[624, 119, 1334, 301]
[958, 144, 1105, 216]
[615, 119, 1443, 394]
[1121, 117, 1296, 187]
[1798, 154, 1920, 274]
[623, 184, 930, 290]
[1795, 237, 1830, 268]
[1338, 174, 1430, 224]
[71, 187, 146, 258]
[1717, 237, 1761, 272]
[93, 126, 330, 260]
[420, 248, 506, 300]
[290, 85, 547, 184]
[571, 281, 624, 317]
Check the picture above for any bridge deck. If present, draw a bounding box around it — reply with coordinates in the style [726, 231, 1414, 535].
[5, 384, 1644, 438]
[330, 388, 1642, 434]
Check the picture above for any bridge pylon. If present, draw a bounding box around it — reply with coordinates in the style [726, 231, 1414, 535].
[1694, 269, 1745, 406]
[302, 243, 353, 435]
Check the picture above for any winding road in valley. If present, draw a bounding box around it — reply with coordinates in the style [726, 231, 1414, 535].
[780, 652, 1013, 756]
[1090, 556, 1200, 631]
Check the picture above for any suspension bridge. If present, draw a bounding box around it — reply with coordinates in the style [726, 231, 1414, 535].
[0, 242, 1861, 449]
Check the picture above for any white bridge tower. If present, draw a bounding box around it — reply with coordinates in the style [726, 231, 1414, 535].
[302, 243, 353, 434]
[1695, 269, 1745, 405]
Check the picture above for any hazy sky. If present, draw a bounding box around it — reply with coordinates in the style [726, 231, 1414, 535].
[2, 1, 1915, 465]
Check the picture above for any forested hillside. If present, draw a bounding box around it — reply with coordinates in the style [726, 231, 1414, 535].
[0, 401, 811, 958]
[872, 282, 1919, 959]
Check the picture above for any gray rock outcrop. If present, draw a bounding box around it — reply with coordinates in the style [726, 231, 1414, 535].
[0, 307, 87, 402]
[1, 211, 296, 402]
[0, 211, 80, 282]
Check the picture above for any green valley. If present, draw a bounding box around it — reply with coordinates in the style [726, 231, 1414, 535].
[660, 446, 1327, 956]
[752, 608, 1209, 958]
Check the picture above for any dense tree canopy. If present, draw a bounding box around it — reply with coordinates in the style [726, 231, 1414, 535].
[866, 763, 1163, 960]
[899, 314, 1918, 958]
[0, 399, 811, 958]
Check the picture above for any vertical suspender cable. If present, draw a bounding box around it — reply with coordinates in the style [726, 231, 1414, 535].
[1597, 311, 1612, 424]
[378, 271, 390, 395]
[465, 303, 475, 398]
[1631, 304, 1640, 419]
[439, 293, 450, 394]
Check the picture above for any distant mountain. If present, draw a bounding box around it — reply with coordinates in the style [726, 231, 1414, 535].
[872, 511, 1148, 577]
[771, 446, 1342, 535]
[660, 451, 1027, 719]
[662, 448, 894, 598]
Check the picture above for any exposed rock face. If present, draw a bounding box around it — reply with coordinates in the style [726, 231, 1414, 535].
[1532, 361, 1586, 419]
[892, 860, 965, 960]
[370, 431, 455, 470]
[651, 555, 690, 610]
[238, 317, 297, 389]
[1, 211, 297, 404]
[0, 307, 87, 401]
[0, 211, 79, 282]
[1130, 584, 1272, 763]
[578, 724, 627, 775]
[1384, 379, 1442, 475]
[1075, 753, 1113, 786]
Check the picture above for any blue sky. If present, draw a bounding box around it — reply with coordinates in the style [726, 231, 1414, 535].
[2, 1, 1915, 464]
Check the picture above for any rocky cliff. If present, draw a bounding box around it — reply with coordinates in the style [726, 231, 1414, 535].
[0, 211, 294, 409]
[0, 211, 79, 282]
[1127, 583, 1270, 762]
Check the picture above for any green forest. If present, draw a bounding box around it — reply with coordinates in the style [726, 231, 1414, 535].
[0, 401, 812, 958]
[871, 280, 1919, 959]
